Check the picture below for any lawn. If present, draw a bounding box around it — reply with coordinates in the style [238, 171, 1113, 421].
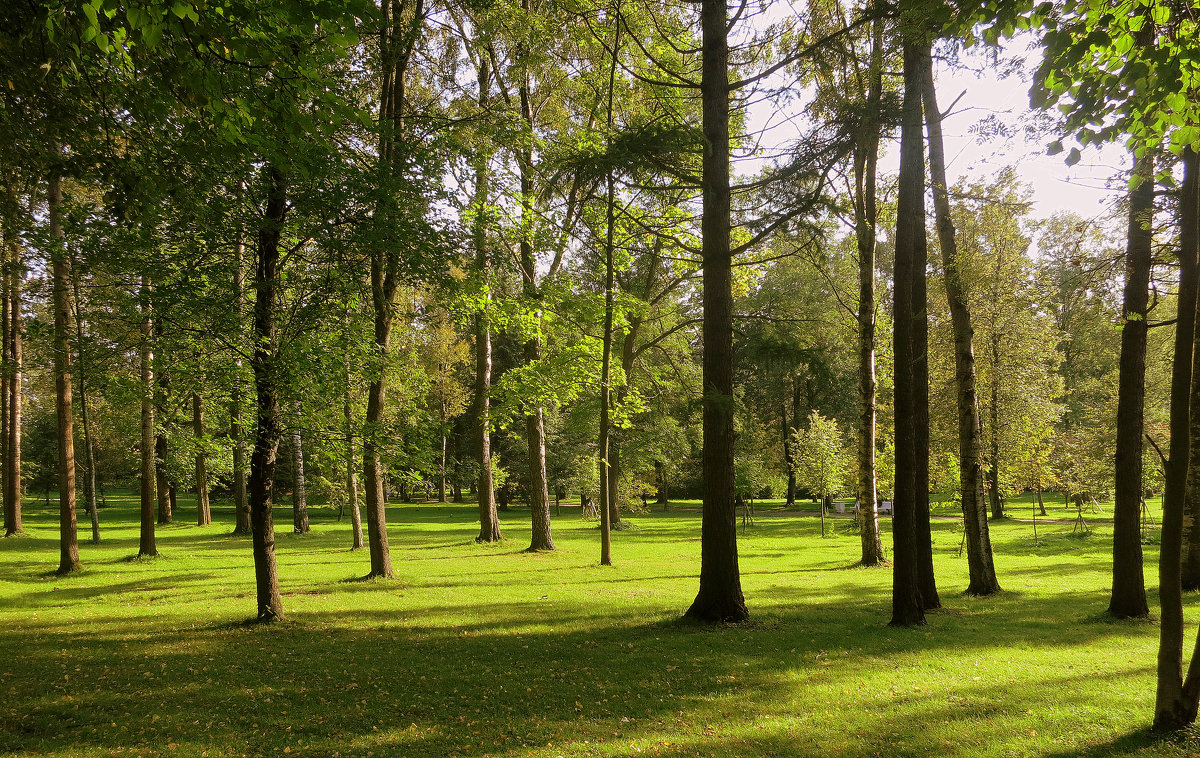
[1, 491, 1198, 757]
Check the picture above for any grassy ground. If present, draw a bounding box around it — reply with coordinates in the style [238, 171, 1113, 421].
[2, 491, 1198, 757]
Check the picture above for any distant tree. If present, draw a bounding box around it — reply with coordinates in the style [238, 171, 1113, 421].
[792, 411, 851, 537]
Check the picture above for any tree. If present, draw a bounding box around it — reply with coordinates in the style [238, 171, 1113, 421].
[792, 411, 851, 537]
[889, 19, 928, 626]
[684, 0, 748, 624]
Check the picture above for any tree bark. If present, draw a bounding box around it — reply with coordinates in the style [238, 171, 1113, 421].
[684, 0, 747, 623]
[345, 340, 364, 550]
[49, 173, 80, 574]
[138, 277, 157, 557]
[193, 393, 210, 526]
[1155, 145, 1200, 728]
[248, 164, 287, 622]
[854, 11, 884, 567]
[291, 402, 308, 534]
[921, 48, 1000, 596]
[154, 328, 172, 526]
[72, 265, 100, 542]
[782, 403, 797, 507]
[1110, 150, 1153, 620]
[230, 234, 251, 536]
[3, 188, 23, 538]
[889, 39, 926, 626]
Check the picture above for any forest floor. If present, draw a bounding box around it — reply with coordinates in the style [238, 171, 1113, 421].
[1, 491, 1197, 757]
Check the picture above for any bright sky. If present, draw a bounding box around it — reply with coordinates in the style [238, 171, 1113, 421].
[930, 40, 1128, 224]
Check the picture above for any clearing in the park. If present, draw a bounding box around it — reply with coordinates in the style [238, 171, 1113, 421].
[0, 493, 1195, 757]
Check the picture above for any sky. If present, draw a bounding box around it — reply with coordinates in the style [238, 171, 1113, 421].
[742, 28, 1131, 228]
[931, 40, 1129, 224]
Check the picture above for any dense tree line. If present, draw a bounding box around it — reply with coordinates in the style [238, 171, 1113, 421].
[2, 0, 1199, 730]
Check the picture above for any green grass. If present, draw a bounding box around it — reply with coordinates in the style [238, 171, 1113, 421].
[2, 491, 1198, 757]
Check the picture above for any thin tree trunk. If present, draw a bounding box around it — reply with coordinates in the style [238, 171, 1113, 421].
[1154, 145, 1200, 728]
[292, 402, 308, 534]
[49, 173, 80, 574]
[471, 58, 501, 544]
[921, 48, 1000, 596]
[685, 0, 747, 623]
[71, 265, 99, 542]
[345, 339, 364, 550]
[231, 234, 251, 536]
[782, 403, 796, 507]
[855, 11, 884, 567]
[598, 18, 621, 562]
[655, 460, 668, 505]
[138, 277, 157, 557]
[248, 164, 287, 622]
[2, 222, 9, 536]
[889, 38, 926, 626]
[3, 190, 23, 537]
[194, 393, 210, 526]
[1110, 150, 1154, 620]
[988, 338, 1004, 518]
[154, 326, 172, 526]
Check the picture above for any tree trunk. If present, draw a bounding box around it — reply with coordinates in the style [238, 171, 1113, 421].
[471, 65, 501, 543]
[4, 230, 20, 538]
[360, 0, 422, 578]
[598, 125, 619, 564]
[154, 333, 172, 525]
[230, 235, 251, 536]
[1154, 145, 1200, 728]
[2, 188, 21, 537]
[344, 343, 364, 550]
[194, 393, 210, 526]
[921, 48, 1000, 596]
[291, 402, 308, 534]
[248, 164, 287, 622]
[138, 277, 157, 557]
[1110, 150, 1153, 620]
[50, 173, 80, 574]
[782, 403, 796, 507]
[854, 11, 884, 567]
[71, 266, 100, 542]
[655, 460, 668, 505]
[684, 0, 747, 623]
[986, 338, 1004, 519]
[889, 39, 926, 626]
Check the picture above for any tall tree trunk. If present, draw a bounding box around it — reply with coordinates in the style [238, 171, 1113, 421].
[889, 38, 926, 626]
[2, 216, 9, 537]
[49, 173, 80, 574]
[138, 277, 157, 557]
[154, 326, 172, 526]
[345, 341, 364, 550]
[231, 234, 251, 536]
[516, 151, 555, 551]
[361, 0, 422, 577]
[988, 360, 1003, 519]
[854, 11, 884, 567]
[291, 402, 308, 534]
[921, 48, 1000, 596]
[194, 393, 210, 526]
[248, 164, 287, 622]
[782, 403, 796, 506]
[3, 188, 23, 538]
[472, 58, 501, 544]
[655, 460, 668, 505]
[71, 266, 99, 542]
[1110, 150, 1154, 620]
[684, 0, 747, 623]
[1154, 146, 1200, 729]
[597, 37, 621, 562]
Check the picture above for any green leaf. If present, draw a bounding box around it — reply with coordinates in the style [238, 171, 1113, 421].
[1066, 147, 1082, 166]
